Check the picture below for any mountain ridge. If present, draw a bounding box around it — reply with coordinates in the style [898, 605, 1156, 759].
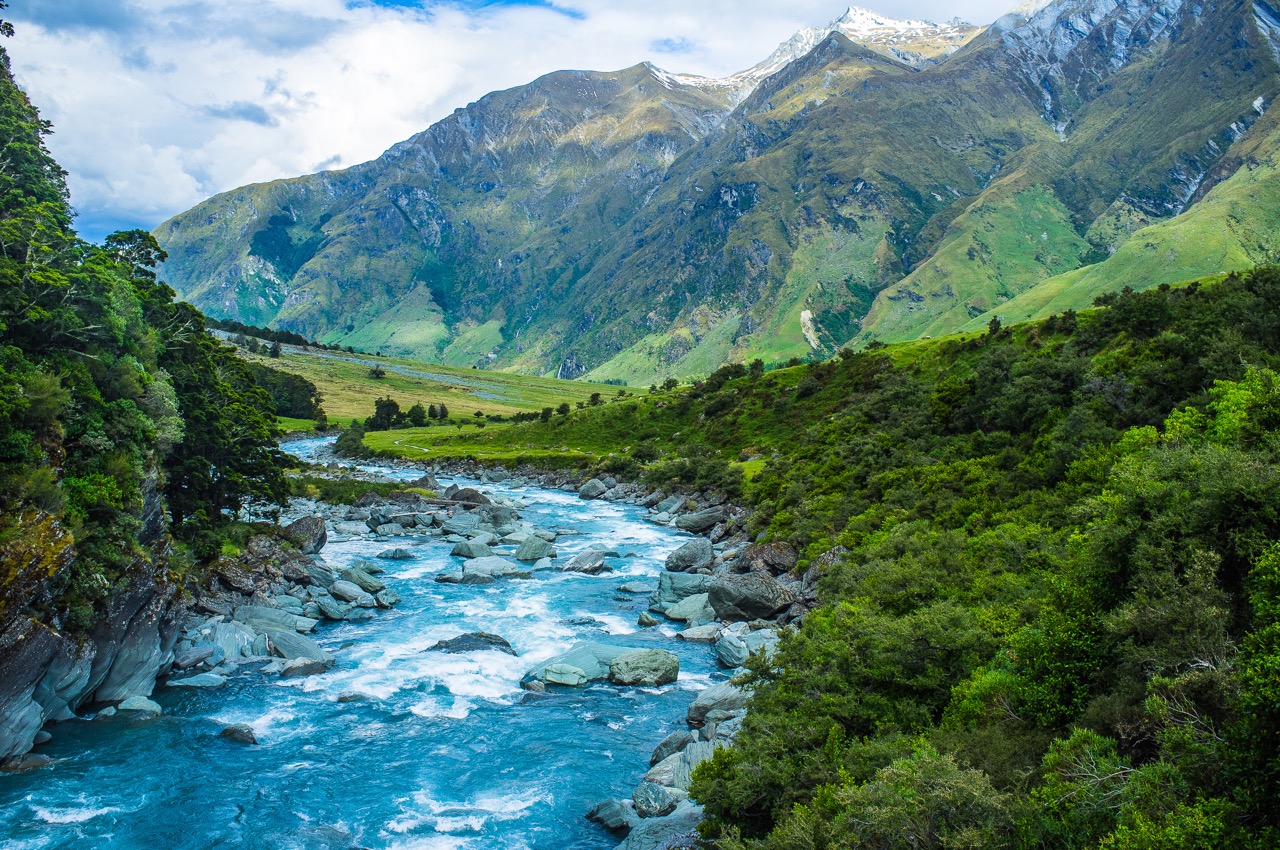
[154, 0, 1280, 383]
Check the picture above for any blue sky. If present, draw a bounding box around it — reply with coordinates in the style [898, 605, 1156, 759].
[4, 0, 1017, 242]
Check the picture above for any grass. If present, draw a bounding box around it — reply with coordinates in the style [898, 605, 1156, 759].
[243, 345, 606, 423]
[276, 416, 322, 433]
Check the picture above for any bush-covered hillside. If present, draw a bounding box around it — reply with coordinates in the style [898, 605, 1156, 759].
[367, 269, 1280, 847]
[0, 43, 286, 632]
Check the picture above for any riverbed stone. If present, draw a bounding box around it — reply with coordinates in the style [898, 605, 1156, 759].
[339, 569, 386, 595]
[674, 506, 726, 533]
[463, 556, 524, 579]
[514, 537, 555, 561]
[617, 582, 654, 594]
[708, 573, 796, 622]
[663, 593, 712, 623]
[451, 487, 491, 505]
[637, 611, 659, 627]
[429, 632, 517, 655]
[451, 540, 493, 559]
[687, 682, 748, 726]
[542, 664, 589, 686]
[375, 589, 401, 608]
[651, 730, 693, 765]
[117, 696, 162, 715]
[267, 632, 333, 663]
[716, 625, 781, 669]
[316, 596, 352, 620]
[376, 547, 415, 560]
[654, 495, 685, 514]
[524, 642, 628, 685]
[167, 672, 227, 689]
[587, 798, 640, 833]
[632, 782, 678, 818]
[676, 624, 722, 643]
[608, 650, 679, 686]
[328, 580, 366, 603]
[561, 550, 610, 574]
[280, 658, 331, 678]
[442, 514, 481, 535]
[664, 539, 713, 573]
[233, 605, 317, 634]
[173, 645, 216, 670]
[283, 515, 327, 554]
[648, 572, 710, 615]
[219, 723, 258, 745]
[579, 478, 608, 499]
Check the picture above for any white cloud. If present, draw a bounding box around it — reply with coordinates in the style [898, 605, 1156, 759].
[4, 0, 1018, 240]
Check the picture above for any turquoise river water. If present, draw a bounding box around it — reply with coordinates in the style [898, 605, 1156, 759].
[0, 437, 725, 849]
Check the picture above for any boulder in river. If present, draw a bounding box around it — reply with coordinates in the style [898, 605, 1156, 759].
[687, 682, 749, 727]
[117, 696, 162, 715]
[578, 478, 608, 499]
[663, 593, 713, 624]
[608, 650, 679, 686]
[267, 631, 333, 664]
[674, 506, 726, 533]
[648, 572, 711, 615]
[523, 643, 627, 686]
[651, 730, 693, 766]
[613, 801, 704, 850]
[451, 540, 493, 559]
[167, 672, 227, 689]
[233, 604, 316, 634]
[561, 550, 610, 574]
[219, 723, 258, 745]
[708, 573, 796, 622]
[451, 487, 491, 505]
[587, 798, 640, 833]
[339, 567, 386, 594]
[664, 538, 713, 573]
[329, 580, 366, 603]
[280, 658, 331, 679]
[375, 589, 401, 609]
[429, 632, 517, 655]
[376, 547, 415, 561]
[632, 782, 679, 818]
[463, 556, 525, 580]
[514, 536, 555, 561]
[283, 515, 327, 554]
[637, 611, 659, 627]
[316, 596, 352, 621]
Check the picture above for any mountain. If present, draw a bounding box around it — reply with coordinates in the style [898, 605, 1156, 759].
[154, 1, 1280, 383]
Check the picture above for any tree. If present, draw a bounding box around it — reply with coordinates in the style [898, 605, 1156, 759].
[364, 396, 402, 431]
[407, 403, 427, 427]
[473, 410, 484, 418]
[428, 403, 438, 419]
[369, 365, 386, 379]
[556, 402, 570, 415]
[437, 402, 449, 419]
[268, 341, 281, 358]
[589, 392, 602, 406]
[540, 407, 553, 422]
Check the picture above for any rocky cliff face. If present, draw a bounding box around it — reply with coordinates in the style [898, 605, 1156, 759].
[155, 0, 1280, 383]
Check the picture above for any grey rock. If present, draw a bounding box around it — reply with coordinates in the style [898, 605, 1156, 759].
[305, 561, 338, 588]
[451, 487, 491, 505]
[451, 540, 493, 559]
[173, 645, 216, 670]
[561, 550, 610, 574]
[633, 782, 678, 818]
[339, 567, 386, 594]
[283, 515, 327, 554]
[524, 642, 628, 685]
[608, 650, 679, 686]
[234, 605, 317, 634]
[375, 589, 401, 608]
[708, 573, 796, 622]
[617, 582, 655, 594]
[267, 632, 333, 663]
[32, 731, 51, 746]
[676, 624, 722, 643]
[117, 696, 162, 715]
[588, 798, 639, 833]
[374, 523, 406, 536]
[210, 621, 256, 661]
[648, 572, 711, 614]
[637, 611, 659, 627]
[663, 593, 712, 623]
[514, 537, 555, 561]
[613, 801, 704, 850]
[463, 556, 524, 579]
[167, 672, 227, 689]
[675, 506, 726, 533]
[651, 730, 693, 765]
[655, 495, 686, 514]
[316, 597, 351, 620]
[376, 547, 415, 560]
[442, 514, 481, 535]
[279, 658, 331, 678]
[429, 632, 517, 655]
[579, 478, 608, 499]
[664, 539, 713, 573]
[716, 626, 780, 669]
[687, 682, 748, 726]
[219, 723, 258, 745]
[329, 580, 365, 602]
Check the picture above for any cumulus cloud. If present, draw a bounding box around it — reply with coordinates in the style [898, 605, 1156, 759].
[4, 0, 1017, 240]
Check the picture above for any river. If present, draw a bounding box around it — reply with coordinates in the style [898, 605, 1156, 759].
[0, 438, 725, 849]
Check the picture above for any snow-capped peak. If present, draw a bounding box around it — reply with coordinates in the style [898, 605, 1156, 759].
[647, 5, 982, 103]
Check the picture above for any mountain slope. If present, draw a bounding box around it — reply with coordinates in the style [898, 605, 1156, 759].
[155, 0, 1280, 383]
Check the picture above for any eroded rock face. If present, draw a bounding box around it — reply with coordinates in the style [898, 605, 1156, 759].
[284, 515, 327, 554]
[664, 539, 713, 573]
[707, 573, 796, 622]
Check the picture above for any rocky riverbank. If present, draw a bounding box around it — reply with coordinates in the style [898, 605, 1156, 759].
[304, 444, 820, 849]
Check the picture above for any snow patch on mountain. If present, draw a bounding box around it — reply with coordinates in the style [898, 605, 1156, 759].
[648, 5, 982, 103]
